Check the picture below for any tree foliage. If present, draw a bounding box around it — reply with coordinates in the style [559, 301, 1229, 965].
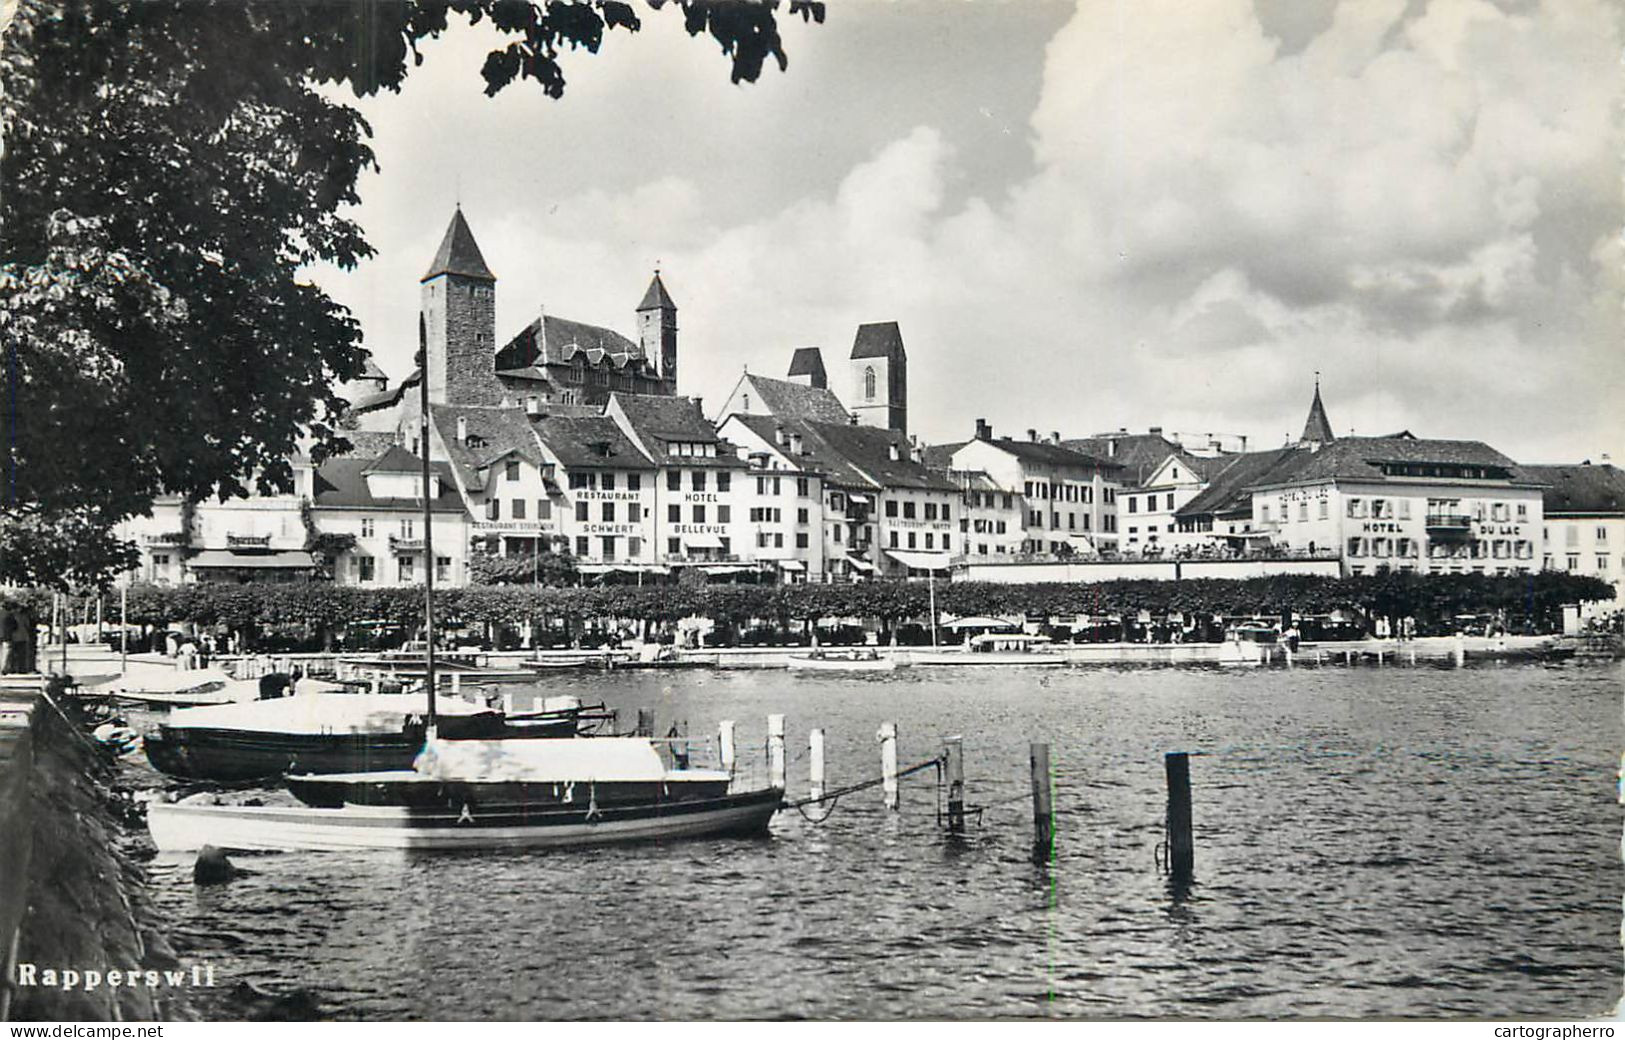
[0, 0, 820, 587]
[56, 572, 1613, 636]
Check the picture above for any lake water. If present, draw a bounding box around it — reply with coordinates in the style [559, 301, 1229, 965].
[139, 660, 1624, 1020]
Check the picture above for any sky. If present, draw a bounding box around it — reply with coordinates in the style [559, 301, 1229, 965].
[309, 0, 1625, 466]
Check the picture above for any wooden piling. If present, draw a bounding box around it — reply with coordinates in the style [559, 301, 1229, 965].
[878, 721, 899, 810]
[767, 713, 786, 791]
[1164, 752, 1194, 882]
[636, 708, 655, 738]
[1030, 742, 1055, 863]
[809, 728, 825, 802]
[1454, 633, 1466, 668]
[370, 677, 381, 695]
[450, 672, 461, 696]
[944, 736, 965, 833]
[721, 718, 741, 776]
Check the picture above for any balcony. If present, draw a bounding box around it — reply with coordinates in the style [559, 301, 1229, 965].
[389, 535, 426, 553]
[226, 533, 272, 547]
[143, 532, 190, 547]
[1425, 513, 1472, 535]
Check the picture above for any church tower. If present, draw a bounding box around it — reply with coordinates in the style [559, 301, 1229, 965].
[421, 208, 503, 406]
[849, 321, 908, 434]
[636, 272, 678, 391]
[1298, 376, 1335, 448]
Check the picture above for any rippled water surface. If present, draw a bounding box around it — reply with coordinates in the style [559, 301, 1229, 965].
[141, 661, 1623, 1019]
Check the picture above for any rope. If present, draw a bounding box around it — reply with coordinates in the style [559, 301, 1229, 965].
[780, 754, 945, 811]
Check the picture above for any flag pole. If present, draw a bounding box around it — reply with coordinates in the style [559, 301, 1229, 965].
[418, 315, 437, 731]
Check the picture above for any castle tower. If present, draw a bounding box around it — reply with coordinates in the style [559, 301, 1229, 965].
[1298, 375, 1335, 448]
[421, 208, 503, 406]
[636, 272, 678, 390]
[849, 321, 907, 434]
[786, 347, 828, 389]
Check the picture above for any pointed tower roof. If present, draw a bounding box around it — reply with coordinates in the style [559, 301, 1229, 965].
[1300, 379, 1335, 446]
[851, 321, 905, 359]
[637, 271, 676, 311]
[421, 208, 495, 283]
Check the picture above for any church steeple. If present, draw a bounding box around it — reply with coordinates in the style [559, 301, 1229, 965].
[422, 207, 496, 283]
[1299, 375, 1334, 447]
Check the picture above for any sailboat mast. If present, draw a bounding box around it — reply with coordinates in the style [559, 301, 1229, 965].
[418, 315, 438, 727]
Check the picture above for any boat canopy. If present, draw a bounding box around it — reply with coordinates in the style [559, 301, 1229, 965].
[161, 692, 492, 734]
[416, 737, 728, 783]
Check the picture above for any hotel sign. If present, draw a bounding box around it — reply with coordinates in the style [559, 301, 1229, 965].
[680, 492, 720, 504]
[672, 523, 727, 536]
[582, 522, 639, 536]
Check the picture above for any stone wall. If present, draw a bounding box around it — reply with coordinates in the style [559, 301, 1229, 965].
[2, 688, 189, 1021]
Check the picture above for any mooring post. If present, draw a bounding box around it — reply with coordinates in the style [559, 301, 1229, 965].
[767, 713, 786, 791]
[944, 736, 965, 833]
[809, 728, 825, 802]
[450, 672, 462, 697]
[370, 677, 381, 695]
[1454, 633, 1466, 668]
[1031, 742, 1055, 863]
[636, 708, 655, 738]
[719, 720, 736, 777]
[1164, 752, 1194, 882]
[878, 721, 899, 810]
[500, 690, 515, 716]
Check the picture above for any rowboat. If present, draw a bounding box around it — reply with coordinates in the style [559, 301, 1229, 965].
[787, 651, 898, 672]
[96, 668, 256, 709]
[145, 737, 782, 852]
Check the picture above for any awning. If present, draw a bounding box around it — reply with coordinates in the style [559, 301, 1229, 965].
[846, 558, 874, 572]
[777, 559, 806, 572]
[188, 549, 317, 570]
[846, 493, 871, 504]
[682, 533, 725, 549]
[578, 563, 670, 575]
[885, 549, 951, 571]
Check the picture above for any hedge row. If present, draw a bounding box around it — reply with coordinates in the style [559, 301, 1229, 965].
[14, 571, 1612, 632]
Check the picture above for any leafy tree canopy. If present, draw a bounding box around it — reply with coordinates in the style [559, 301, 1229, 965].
[0, 0, 822, 588]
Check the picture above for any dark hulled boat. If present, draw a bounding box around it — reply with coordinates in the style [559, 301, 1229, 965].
[142, 693, 585, 782]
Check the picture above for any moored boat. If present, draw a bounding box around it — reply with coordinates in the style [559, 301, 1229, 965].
[787, 650, 899, 672]
[908, 633, 1067, 667]
[142, 692, 588, 782]
[146, 736, 782, 851]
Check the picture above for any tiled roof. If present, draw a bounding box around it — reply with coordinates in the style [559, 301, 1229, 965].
[787, 347, 826, 382]
[496, 314, 641, 370]
[531, 416, 652, 470]
[611, 393, 747, 470]
[741, 373, 851, 423]
[726, 414, 832, 477]
[850, 321, 905, 360]
[1062, 433, 1190, 486]
[327, 431, 401, 460]
[1520, 463, 1625, 515]
[362, 444, 423, 474]
[1267, 437, 1526, 485]
[312, 456, 462, 513]
[422, 209, 495, 282]
[1177, 447, 1307, 518]
[922, 442, 965, 472]
[804, 419, 956, 492]
[979, 437, 1122, 471]
[428, 405, 544, 493]
[611, 393, 718, 443]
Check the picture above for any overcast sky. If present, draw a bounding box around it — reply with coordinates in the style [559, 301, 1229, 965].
[310, 0, 1625, 465]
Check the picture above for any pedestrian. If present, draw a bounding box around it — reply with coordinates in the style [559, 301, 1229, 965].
[0, 604, 16, 675]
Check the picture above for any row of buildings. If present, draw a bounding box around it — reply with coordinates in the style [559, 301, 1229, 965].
[117, 211, 1625, 602]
